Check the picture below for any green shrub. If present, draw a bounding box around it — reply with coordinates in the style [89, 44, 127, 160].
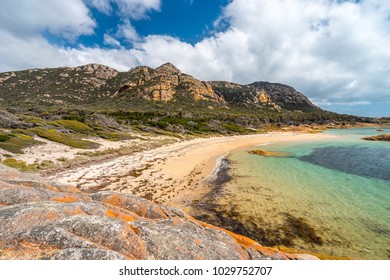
[223, 123, 245, 133]
[95, 130, 133, 141]
[1, 158, 36, 172]
[0, 133, 43, 154]
[64, 114, 85, 122]
[31, 128, 99, 149]
[0, 133, 12, 142]
[53, 119, 95, 135]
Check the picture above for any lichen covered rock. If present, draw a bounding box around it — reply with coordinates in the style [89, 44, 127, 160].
[0, 164, 314, 260]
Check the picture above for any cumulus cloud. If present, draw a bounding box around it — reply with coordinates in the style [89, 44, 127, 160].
[0, 0, 160, 71]
[103, 34, 122, 47]
[85, 0, 161, 18]
[130, 0, 390, 114]
[0, 0, 95, 39]
[116, 20, 140, 43]
[0, 0, 389, 116]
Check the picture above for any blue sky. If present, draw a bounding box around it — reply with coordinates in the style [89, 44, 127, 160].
[0, 0, 389, 117]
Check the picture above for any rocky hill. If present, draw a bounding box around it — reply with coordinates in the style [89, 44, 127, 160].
[249, 82, 318, 110]
[0, 62, 315, 112]
[0, 164, 317, 260]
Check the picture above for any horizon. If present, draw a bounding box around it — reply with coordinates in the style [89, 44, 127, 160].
[1, 0, 389, 117]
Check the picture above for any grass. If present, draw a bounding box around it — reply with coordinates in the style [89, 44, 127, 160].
[0, 132, 44, 154]
[95, 129, 134, 141]
[52, 119, 96, 135]
[31, 128, 100, 149]
[223, 123, 246, 133]
[1, 158, 36, 172]
[77, 138, 176, 158]
[0, 133, 12, 142]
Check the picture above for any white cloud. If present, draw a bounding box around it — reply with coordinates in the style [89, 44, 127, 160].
[0, 0, 389, 116]
[314, 100, 371, 107]
[85, 0, 160, 18]
[0, 0, 160, 71]
[117, 20, 140, 43]
[0, 0, 95, 40]
[103, 34, 122, 47]
[131, 0, 390, 109]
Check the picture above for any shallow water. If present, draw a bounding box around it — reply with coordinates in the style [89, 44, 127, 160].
[198, 128, 390, 259]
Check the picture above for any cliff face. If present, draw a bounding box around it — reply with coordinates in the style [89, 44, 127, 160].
[0, 63, 318, 112]
[209, 81, 280, 110]
[0, 164, 315, 260]
[115, 63, 225, 103]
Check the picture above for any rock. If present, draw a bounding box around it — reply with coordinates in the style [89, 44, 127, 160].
[85, 114, 119, 129]
[131, 219, 248, 260]
[155, 63, 181, 74]
[118, 63, 226, 103]
[248, 150, 291, 157]
[80, 64, 118, 80]
[362, 134, 390, 141]
[0, 164, 308, 260]
[249, 82, 318, 110]
[0, 110, 28, 129]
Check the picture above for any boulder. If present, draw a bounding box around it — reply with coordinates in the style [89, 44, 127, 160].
[85, 114, 119, 129]
[362, 134, 390, 141]
[0, 111, 23, 128]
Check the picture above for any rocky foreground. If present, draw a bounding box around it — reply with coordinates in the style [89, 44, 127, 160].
[0, 164, 317, 260]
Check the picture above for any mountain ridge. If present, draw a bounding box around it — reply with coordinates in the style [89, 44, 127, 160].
[0, 62, 318, 112]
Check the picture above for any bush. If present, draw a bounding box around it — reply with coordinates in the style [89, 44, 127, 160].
[1, 158, 36, 172]
[0, 133, 43, 154]
[53, 119, 95, 135]
[31, 128, 99, 149]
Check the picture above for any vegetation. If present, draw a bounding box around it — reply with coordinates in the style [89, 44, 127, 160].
[52, 119, 95, 135]
[31, 128, 99, 149]
[0, 132, 43, 154]
[0, 158, 36, 172]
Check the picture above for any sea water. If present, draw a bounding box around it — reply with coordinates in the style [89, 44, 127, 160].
[203, 128, 390, 259]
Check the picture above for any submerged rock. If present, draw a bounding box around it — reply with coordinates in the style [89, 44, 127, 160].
[0, 164, 316, 260]
[248, 149, 291, 157]
[362, 134, 390, 141]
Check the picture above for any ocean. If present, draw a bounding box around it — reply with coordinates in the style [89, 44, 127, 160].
[194, 128, 390, 259]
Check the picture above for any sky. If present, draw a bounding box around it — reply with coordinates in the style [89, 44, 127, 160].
[0, 0, 389, 117]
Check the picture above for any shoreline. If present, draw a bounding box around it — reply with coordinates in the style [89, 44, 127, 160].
[49, 131, 338, 208]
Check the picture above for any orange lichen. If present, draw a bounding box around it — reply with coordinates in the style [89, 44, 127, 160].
[274, 245, 351, 260]
[61, 186, 81, 193]
[51, 196, 79, 203]
[20, 182, 32, 188]
[45, 212, 59, 221]
[191, 218, 294, 260]
[46, 185, 60, 192]
[103, 194, 124, 208]
[105, 209, 137, 222]
[64, 207, 85, 216]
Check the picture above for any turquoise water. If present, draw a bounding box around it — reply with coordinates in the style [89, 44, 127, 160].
[213, 128, 390, 259]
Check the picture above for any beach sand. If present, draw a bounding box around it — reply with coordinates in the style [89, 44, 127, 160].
[49, 132, 337, 210]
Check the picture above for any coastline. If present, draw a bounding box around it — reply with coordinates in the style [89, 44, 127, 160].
[49, 131, 338, 209]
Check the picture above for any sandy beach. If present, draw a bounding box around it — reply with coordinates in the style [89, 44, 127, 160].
[49, 132, 337, 209]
